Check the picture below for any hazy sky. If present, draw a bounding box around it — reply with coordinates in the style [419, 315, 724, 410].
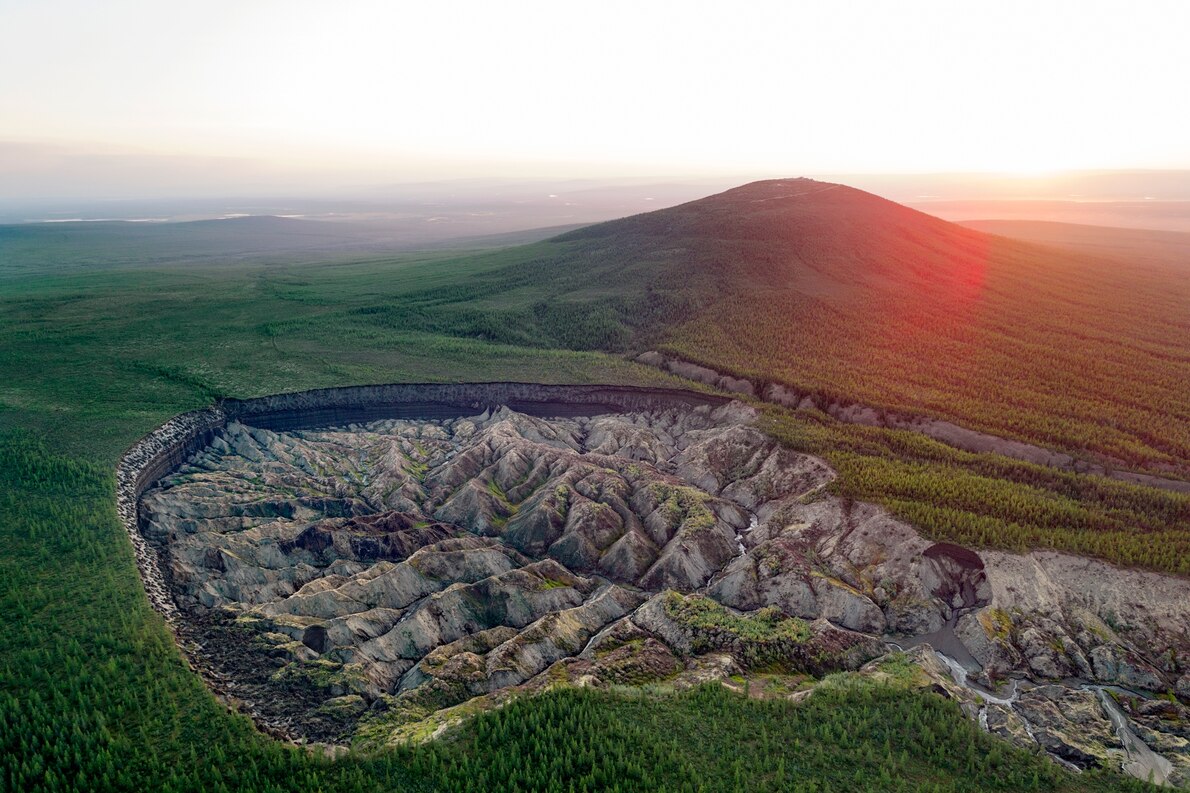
[3, 0, 1189, 197]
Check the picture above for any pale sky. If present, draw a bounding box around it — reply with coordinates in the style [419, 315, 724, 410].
[2, 0, 1189, 196]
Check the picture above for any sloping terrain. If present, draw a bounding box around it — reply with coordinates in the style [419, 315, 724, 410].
[5, 177, 1189, 792]
[142, 404, 878, 739]
[141, 404, 1190, 783]
[336, 178, 1190, 477]
[960, 220, 1190, 268]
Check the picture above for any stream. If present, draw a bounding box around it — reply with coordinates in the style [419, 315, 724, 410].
[933, 649, 1173, 785]
[735, 512, 758, 556]
[1089, 685, 1174, 786]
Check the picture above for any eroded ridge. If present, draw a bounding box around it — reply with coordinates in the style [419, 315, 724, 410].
[140, 403, 1190, 784]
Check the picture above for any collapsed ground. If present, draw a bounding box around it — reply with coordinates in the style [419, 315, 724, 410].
[6, 179, 1190, 791]
[142, 402, 1190, 785]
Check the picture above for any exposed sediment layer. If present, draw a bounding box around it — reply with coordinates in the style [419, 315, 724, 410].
[120, 383, 1190, 784]
[633, 350, 1190, 493]
[136, 399, 895, 741]
[117, 381, 732, 619]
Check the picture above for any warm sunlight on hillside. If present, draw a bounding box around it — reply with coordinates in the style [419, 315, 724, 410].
[4, 2, 1190, 792]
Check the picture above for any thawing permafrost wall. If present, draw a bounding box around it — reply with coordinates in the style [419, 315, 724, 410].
[115, 382, 730, 619]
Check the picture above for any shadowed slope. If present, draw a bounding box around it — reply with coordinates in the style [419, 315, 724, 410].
[416, 178, 1190, 475]
[655, 183, 1190, 468]
[557, 178, 993, 295]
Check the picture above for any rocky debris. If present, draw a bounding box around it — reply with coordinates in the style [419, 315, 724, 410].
[1123, 696, 1190, 785]
[117, 404, 228, 618]
[887, 645, 1187, 785]
[955, 551, 1189, 697]
[921, 543, 990, 612]
[631, 591, 884, 675]
[117, 383, 736, 624]
[389, 583, 647, 710]
[632, 350, 1190, 494]
[136, 400, 1190, 775]
[635, 351, 755, 396]
[1014, 685, 1120, 767]
[143, 404, 883, 740]
[708, 498, 984, 636]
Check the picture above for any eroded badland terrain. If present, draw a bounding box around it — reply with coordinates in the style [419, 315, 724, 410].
[141, 401, 1190, 785]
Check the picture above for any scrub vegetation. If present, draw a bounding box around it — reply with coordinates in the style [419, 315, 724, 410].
[761, 407, 1190, 575]
[1, 187, 1178, 790]
[329, 180, 1190, 476]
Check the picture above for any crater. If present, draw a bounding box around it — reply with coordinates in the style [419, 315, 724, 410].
[133, 389, 941, 743]
[119, 385, 1190, 776]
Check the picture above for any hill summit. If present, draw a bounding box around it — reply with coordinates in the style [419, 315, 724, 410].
[348, 177, 1190, 476]
[553, 177, 993, 295]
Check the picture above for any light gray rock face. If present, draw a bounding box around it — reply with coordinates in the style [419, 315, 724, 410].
[877, 647, 1190, 786]
[142, 401, 1190, 755]
[707, 501, 996, 637]
[146, 403, 885, 739]
[957, 550, 1190, 700]
[634, 350, 1190, 494]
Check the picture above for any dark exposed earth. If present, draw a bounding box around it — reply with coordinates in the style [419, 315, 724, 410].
[140, 402, 1190, 783]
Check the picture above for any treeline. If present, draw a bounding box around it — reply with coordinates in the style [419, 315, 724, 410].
[3, 431, 1150, 792]
[0, 433, 429, 793]
[665, 252, 1190, 475]
[411, 683, 1146, 793]
[761, 409, 1190, 575]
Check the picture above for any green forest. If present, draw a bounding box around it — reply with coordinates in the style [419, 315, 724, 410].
[317, 182, 1190, 477]
[0, 428, 1148, 793]
[1, 210, 1179, 790]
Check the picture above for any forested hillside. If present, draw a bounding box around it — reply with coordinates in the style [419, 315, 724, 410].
[2, 182, 1182, 791]
[332, 178, 1190, 478]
